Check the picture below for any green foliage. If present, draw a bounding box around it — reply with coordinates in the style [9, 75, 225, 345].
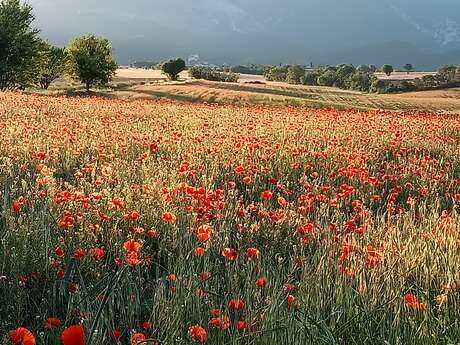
[302, 71, 320, 86]
[317, 70, 337, 87]
[346, 72, 377, 92]
[264, 66, 289, 82]
[38, 41, 67, 89]
[0, 0, 43, 91]
[66, 35, 118, 92]
[286, 65, 305, 85]
[230, 64, 265, 75]
[438, 65, 457, 83]
[357, 65, 372, 73]
[189, 66, 239, 82]
[370, 79, 387, 93]
[403, 63, 414, 73]
[161, 58, 186, 81]
[381, 64, 394, 76]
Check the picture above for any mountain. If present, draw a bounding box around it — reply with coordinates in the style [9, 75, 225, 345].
[27, 0, 460, 69]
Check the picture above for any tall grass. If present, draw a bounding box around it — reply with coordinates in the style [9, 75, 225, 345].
[0, 92, 459, 344]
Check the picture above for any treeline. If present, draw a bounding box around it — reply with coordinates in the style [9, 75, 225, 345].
[189, 67, 239, 82]
[264, 64, 380, 92]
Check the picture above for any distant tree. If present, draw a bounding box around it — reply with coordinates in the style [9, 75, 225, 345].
[403, 64, 414, 74]
[357, 65, 371, 73]
[317, 70, 337, 87]
[301, 71, 320, 86]
[0, 0, 43, 91]
[286, 65, 305, 84]
[38, 41, 67, 89]
[382, 64, 394, 76]
[438, 65, 457, 83]
[370, 79, 387, 93]
[66, 35, 118, 92]
[369, 65, 377, 73]
[347, 72, 376, 92]
[264, 66, 289, 82]
[161, 58, 186, 81]
[335, 64, 356, 87]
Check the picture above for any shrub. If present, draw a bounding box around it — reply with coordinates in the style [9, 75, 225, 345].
[264, 66, 289, 82]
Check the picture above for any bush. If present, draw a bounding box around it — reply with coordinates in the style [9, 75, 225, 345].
[189, 66, 239, 82]
[38, 41, 67, 89]
[161, 58, 186, 81]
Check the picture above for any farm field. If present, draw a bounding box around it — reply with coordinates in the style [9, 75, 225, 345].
[45, 70, 460, 114]
[1, 91, 460, 345]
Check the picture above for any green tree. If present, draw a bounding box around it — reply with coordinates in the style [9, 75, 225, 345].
[286, 65, 305, 84]
[161, 58, 186, 81]
[66, 35, 118, 92]
[0, 0, 43, 91]
[403, 63, 414, 74]
[347, 72, 377, 92]
[381, 64, 394, 76]
[264, 66, 289, 82]
[317, 70, 337, 87]
[38, 41, 67, 89]
[357, 65, 371, 73]
[301, 71, 320, 85]
[438, 65, 457, 83]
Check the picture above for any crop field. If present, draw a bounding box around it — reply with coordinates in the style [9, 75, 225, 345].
[1, 92, 460, 344]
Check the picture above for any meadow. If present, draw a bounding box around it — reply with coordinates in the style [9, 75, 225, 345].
[1, 91, 460, 345]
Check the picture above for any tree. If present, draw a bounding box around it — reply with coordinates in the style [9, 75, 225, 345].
[301, 71, 320, 85]
[264, 66, 289, 82]
[161, 58, 186, 81]
[357, 65, 371, 73]
[438, 65, 457, 83]
[403, 64, 414, 74]
[369, 65, 377, 73]
[0, 0, 43, 91]
[66, 35, 118, 92]
[381, 64, 394, 76]
[347, 72, 376, 92]
[286, 65, 305, 84]
[317, 70, 337, 87]
[38, 41, 67, 89]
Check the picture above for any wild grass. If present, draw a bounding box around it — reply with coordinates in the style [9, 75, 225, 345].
[0, 92, 459, 344]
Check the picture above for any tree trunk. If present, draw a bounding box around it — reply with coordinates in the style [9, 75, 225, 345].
[85, 81, 90, 93]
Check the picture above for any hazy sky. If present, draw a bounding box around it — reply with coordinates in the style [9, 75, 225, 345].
[26, 0, 460, 68]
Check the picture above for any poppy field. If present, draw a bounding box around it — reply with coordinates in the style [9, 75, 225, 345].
[1, 92, 460, 344]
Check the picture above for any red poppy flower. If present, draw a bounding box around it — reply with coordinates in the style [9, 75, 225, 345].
[260, 190, 273, 200]
[9, 327, 35, 345]
[161, 212, 177, 223]
[194, 247, 205, 257]
[61, 325, 85, 345]
[246, 247, 260, 259]
[131, 332, 146, 345]
[45, 317, 61, 329]
[222, 248, 238, 261]
[123, 239, 142, 253]
[188, 324, 208, 342]
[229, 298, 245, 311]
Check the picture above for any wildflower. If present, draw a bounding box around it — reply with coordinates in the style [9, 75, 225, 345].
[255, 277, 267, 288]
[131, 332, 146, 345]
[9, 327, 35, 345]
[222, 248, 238, 261]
[123, 239, 142, 253]
[161, 212, 177, 223]
[194, 247, 205, 257]
[229, 299, 245, 311]
[246, 247, 260, 259]
[188, 324, 208, 342]
[61, 325, 85, 345]
[260, 190, 273, 200]
[45, 317, 61, 329]
[90, 248, 105, 260]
